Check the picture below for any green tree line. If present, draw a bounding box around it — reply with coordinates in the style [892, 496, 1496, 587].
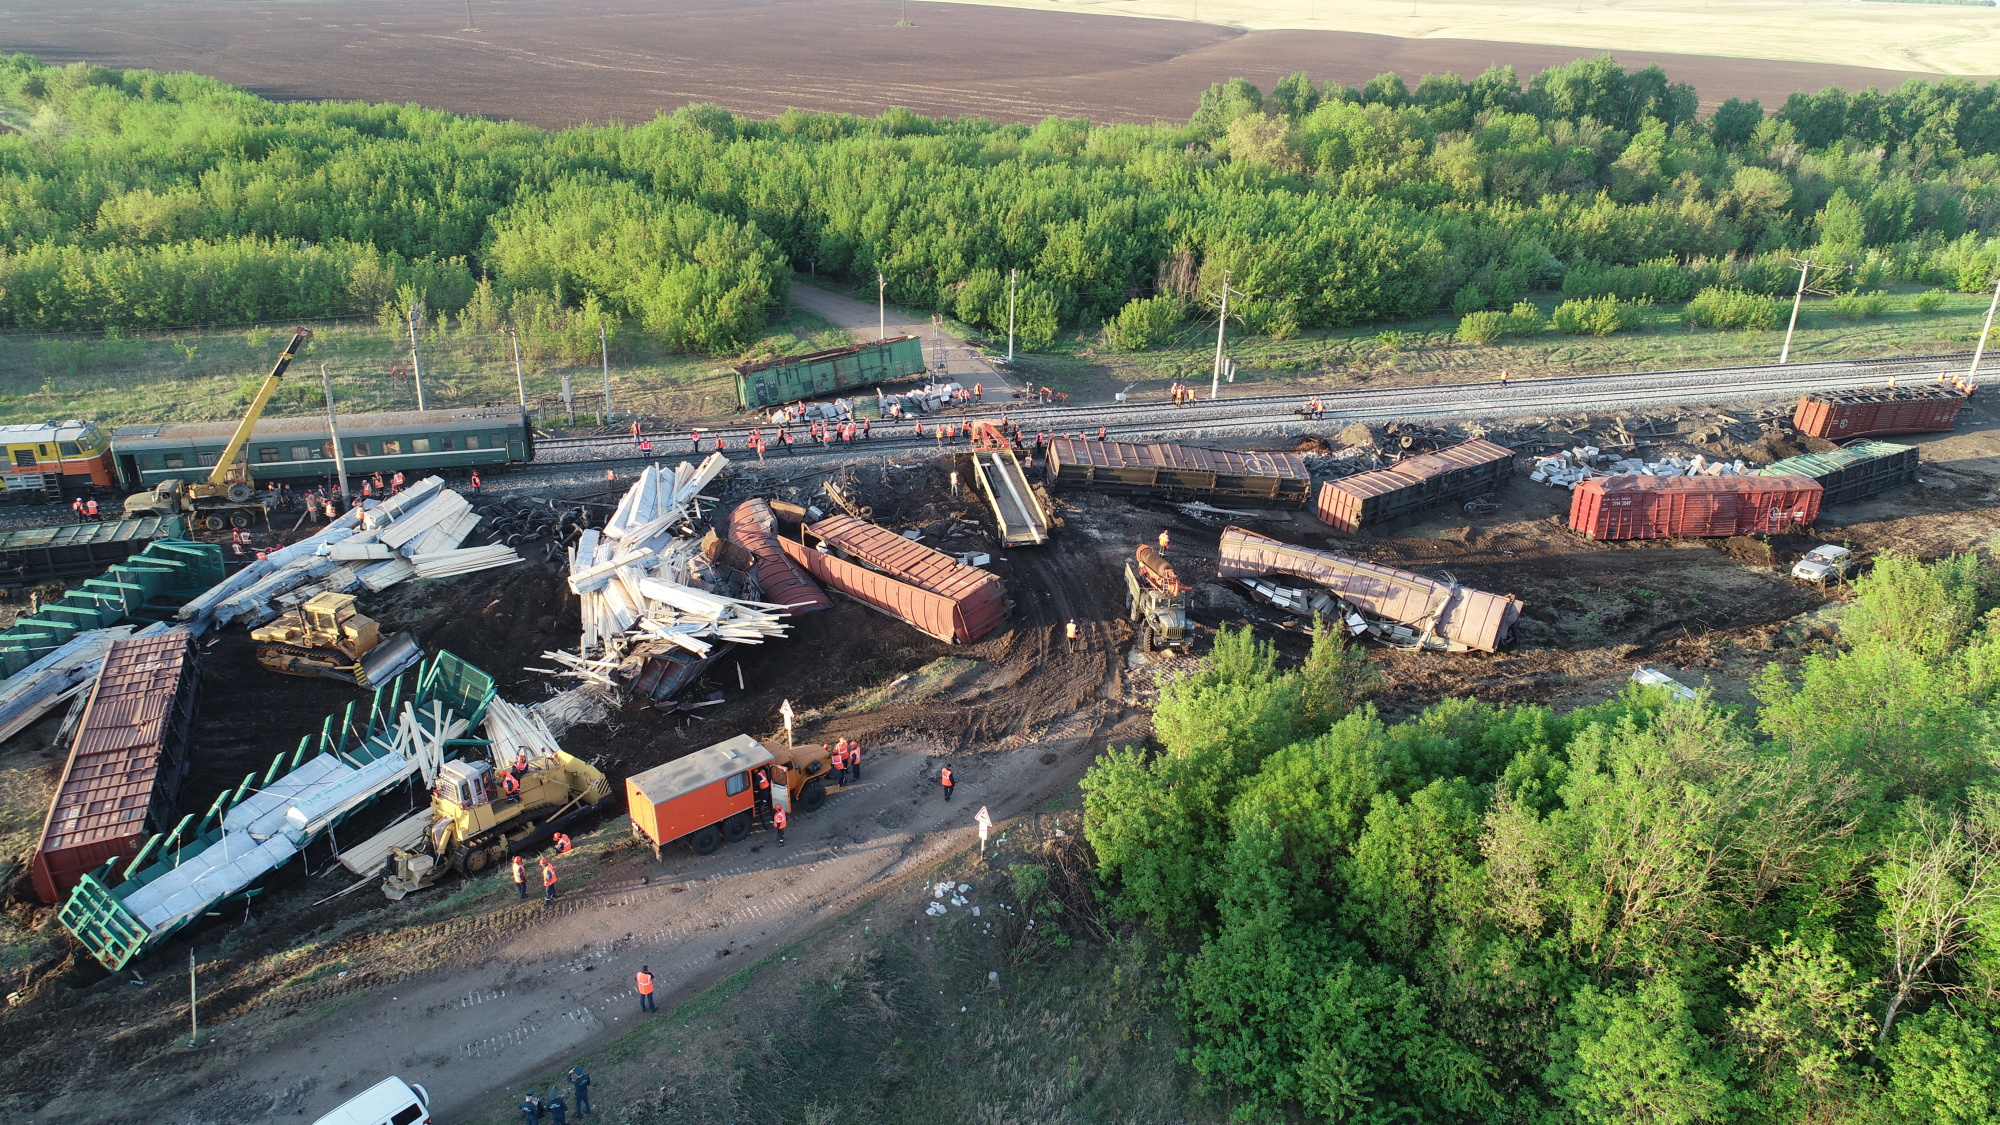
[1081, 554, 2000, 1123]
[0, 53, 1994, 351]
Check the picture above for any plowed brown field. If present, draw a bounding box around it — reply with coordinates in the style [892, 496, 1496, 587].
[2, 0, 1946, 128]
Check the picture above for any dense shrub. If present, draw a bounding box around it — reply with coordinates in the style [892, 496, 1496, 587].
[1683, 285, 1783, 329]
[1830, 289, 1892, 319]
[1104, 294, 1185, 350]
[1913, 288, 1948, 312]
[1085, 556, 2000, 1123]
[1459, 300, 1546, 343]
[1552, 293, 1642, 335]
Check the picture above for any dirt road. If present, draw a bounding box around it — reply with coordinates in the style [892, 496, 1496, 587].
[60, 729, 1106, 1124]
[789, 283, 1019, 399]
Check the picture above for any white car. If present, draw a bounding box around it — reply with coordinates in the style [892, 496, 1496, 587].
[311, 1077, 431, 1125]
[1791, 545, 1854, 584]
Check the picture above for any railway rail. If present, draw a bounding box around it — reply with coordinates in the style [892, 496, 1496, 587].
[519, 352, 1974, 475]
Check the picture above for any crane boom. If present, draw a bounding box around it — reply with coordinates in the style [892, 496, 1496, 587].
[207, 328, 311, 489]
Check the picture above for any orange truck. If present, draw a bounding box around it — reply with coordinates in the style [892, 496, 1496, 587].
[626, 734, 832, 859]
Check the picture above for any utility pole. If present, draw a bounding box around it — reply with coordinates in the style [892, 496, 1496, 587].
[322, 363, 351, 502]
[509, 328, 527, 411]
[1210, 270, 1234, 400]
[407, 302, 428, 411]
[878, 272, 887, 341]
[600, 323, 612, 423]
[560, 375, 574, 426]
[1779, 258, 1811, 365]
[1007, 269, 1017, 363]
[187, 949, 199, 1049]
[1969, 275, 2000, 387]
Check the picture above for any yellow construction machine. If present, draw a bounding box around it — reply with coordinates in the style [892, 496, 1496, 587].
[382, 750, 616, 899]
[124, 327, 311, 530]
[251, 591, 423, 686]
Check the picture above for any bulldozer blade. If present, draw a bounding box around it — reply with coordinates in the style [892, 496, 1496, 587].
[359, 633, 423, 687]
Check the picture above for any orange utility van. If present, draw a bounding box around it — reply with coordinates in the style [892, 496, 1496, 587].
[626, 734, 832, 858]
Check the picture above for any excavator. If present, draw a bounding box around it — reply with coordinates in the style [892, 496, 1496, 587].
[124, 327, 311, 531]
[250, 591, 423, 687]
[1125, 544, 1192, 652]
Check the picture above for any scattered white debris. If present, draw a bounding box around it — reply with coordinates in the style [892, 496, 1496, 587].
[1531, 448, 1752, 490]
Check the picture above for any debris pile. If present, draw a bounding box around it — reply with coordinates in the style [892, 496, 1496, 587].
[183, 477, 520, 629]
[1530, 448, 1753, 489]
[550, 456, 800, 703]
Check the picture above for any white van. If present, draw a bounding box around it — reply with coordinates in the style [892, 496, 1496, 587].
[310, 1077, 431, 1125]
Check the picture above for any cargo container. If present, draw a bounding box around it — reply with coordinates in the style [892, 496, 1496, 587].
[733, 335, 927, 410]
[1760, 441, 1916, 506]
[1315, 438, 1514, 533]
[1792, 386, 1968, 440]
[725, 499, 830, 614]
[1216, 526, 1521, 653]
[0, 516, 188, 586]
[779, 515, 1008, 644]
[30, 631, 199, 904]
[1045, 438, 1311, 508]
[1569, 475, 1822, 540]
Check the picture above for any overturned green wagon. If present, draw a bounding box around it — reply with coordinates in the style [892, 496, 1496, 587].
[733, 335, 926, 410]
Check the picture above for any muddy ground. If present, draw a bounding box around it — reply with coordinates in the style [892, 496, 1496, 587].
[1, 405, 1998, 1120]
[8, 0, 1939, 129]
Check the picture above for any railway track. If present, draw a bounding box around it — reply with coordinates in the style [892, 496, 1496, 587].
[515, 352, 1974, 476]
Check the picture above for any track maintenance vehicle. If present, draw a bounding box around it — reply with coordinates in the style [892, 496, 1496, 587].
[124, 327, 310, 530]
[1125, 543, 1192, 652]
[626, 734, 833, 859]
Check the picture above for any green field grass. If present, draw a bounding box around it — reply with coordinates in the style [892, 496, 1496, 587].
[0, 307, 852, 433]
[998, 285, 1997, 404]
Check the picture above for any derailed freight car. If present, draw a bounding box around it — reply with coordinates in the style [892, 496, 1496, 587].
[725, 499, 831, 615]
[1315, 438, 1514, 533]
[1217, 526, 1522, 653]
[1760, 441, 1917, 507]
[733, 336, 927, 410]
[1045, 437, 1310, 508]
[1569, 475, 1822, 540]
[1792, 385, 1968, 440]
[30, 631, 199, 904]
[778, 515, 1007, 644]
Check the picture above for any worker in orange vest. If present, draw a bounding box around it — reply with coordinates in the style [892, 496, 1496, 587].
[847, 740, 862, 783]
[754, 767, 771, 812]
[84, 497, 99, 519]
[501, 771, 520, 799]
[1065, 620, 1078, 643]
[541, 857, 558, 903]
[553, 832, 572, 854]
[70, 497, 85, 522]
[469, 469, 481, 491]
[772, 805, 787, 846]
[636, 965, 657, 1012]
[512, 855, 527, 899]
[830, 741, 846, 786]
[1158, 530, 1170, 550]
[513, 753, 529, 777]
[940, 765, 954, 802]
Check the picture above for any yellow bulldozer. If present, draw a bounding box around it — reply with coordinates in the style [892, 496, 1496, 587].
[251, 591, 423, 687]
[382, 749, 615, 899]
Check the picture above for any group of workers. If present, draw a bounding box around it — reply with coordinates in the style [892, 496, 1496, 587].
[519, 1067, 592, 1125]
[495, 753, 575, 903]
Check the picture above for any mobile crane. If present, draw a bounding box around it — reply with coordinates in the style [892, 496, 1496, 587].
[124, 327, 312, 530]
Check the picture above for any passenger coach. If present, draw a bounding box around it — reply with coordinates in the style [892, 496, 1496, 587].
[112, 406, 531, 490]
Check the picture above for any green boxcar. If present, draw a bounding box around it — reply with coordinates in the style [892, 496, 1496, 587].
[1760, 441, 1916, 507]
[111, 406, 531, 490]
[734, 335, 927, 410]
